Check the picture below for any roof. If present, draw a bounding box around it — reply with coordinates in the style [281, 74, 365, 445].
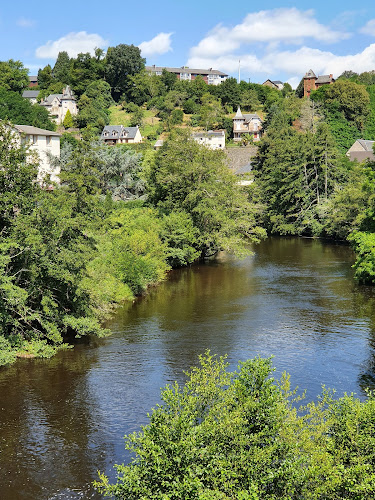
[22, 90, 40, 98]
[146, 65, 228, 77]
[316, 75, 335, 84]
[304, 69, 317, 79]
[41, 93, 63, 105]
[192, 130, 225, 138]
[14, 124, 61, 136]
[357, 139, 375, 151]
[243, 113, 262, 123]
[234, 162, 253, 175]
[234, 107, 244, 119]
[272, 80, 283, 85]
[28, 75, 38, 81]
[101, 125, 140, 140]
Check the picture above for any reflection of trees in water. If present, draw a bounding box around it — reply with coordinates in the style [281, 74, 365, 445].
[0, 347, 109, 500]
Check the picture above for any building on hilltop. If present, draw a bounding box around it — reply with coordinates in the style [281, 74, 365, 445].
[191, 130, 225, 150]
[146, 65, 228, 85]
[40, 86, 78, 125]
[262, 79, 284, 90]
[101, 125, 142, 145]
[13, 124, 61, 185]
[232, 107, 263, 142]
[347, 139, 375, 162]
[304, 69, 335, 97]
[28, 75, 38, 88]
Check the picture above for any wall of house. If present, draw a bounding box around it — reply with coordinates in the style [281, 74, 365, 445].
[28, 135, 60, 183]
[304, 78, 316, 97]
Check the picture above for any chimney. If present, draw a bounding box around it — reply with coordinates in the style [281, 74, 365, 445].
[329, 74, 333, 78]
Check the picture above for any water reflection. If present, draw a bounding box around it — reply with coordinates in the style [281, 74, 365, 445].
[1, 237, 375, 499]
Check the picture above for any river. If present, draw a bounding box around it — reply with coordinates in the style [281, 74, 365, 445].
[1, 237, 375, 499]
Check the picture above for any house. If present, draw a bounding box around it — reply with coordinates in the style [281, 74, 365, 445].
[28, 75, 38, 88]
[347, 139, 375, 162]
[40, 86, 78, 124]
[22, 90, 40, 104]
[154, 139, 164, 149]
[146, 65, 228, 85]
[13, 124, 61, 184]
[304, 69, 335, 97]
[101, 125, 143, 145]
[192, 130, 225, 150]
[262, 79, 284, 90]
[232, 107, 263, 142]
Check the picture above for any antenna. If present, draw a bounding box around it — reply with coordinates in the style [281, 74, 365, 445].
[238, 60, 241, 83]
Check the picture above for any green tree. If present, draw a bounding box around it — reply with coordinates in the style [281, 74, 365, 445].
[105, 44, 145, 101]
[37, 64, 54, 89]
[69, 52, 105, 97]
[148, 129, 266, 257]
[0, 59, 29, 93]
[52, 51, 71, 83]
[63, 109, 74, 129]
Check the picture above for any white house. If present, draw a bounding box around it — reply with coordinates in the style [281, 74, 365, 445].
[233, 107, 263, 142]
[14, 124, 61, 184]
[41, 86, 78, 125]
[191, 130, 226, 150]
[101, 125, 143, 144]
[22, 90, 40, 104]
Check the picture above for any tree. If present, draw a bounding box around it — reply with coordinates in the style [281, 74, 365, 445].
[0, 59, 29, 93]
[95, 352, 375, 499]
[63, 109, 74, 129]
[148, 129, 266, 257]
[0, 88, 55, 130]
[69, 52, 105, 97]
[105, 44, 145, 101]
[37, 64, 54, 89]
[199, 93, 223, 130]
[52, 51, 71, 83]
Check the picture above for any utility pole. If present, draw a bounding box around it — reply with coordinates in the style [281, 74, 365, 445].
[238, 60, 241, 83]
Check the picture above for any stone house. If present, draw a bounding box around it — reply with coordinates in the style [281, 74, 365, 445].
[40, 86, 78, 124]
[191, 130, 225, 150]
[232, 107, 263, 142]
[304, 69, 335, 97]
[346, 139, 375, 162]
[101, 125, 143, 145]
[13, 124, 61, 184]
[262, 79, 284, 90]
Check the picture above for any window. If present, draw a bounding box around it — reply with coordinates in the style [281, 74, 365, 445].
[46, 136, 51, 146]
[32, 135, 37, 144]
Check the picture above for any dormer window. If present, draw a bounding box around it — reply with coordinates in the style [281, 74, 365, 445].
[112, 131, 117, 136]
[104, 131, 108, 137]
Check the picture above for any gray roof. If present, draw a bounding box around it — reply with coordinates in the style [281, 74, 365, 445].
[28, 75, 38, 81]
[234, 162, 252, 175]
[192, 130, 225, 138]
[316, 75, 334, 84]
[357, 139, 375, 151]
[41, 93, 63, 106]
[243, 113, 262, 122]
[146, 65, 228, 77]
[22, 90, 40, 98]
[101, 125, 140, 140]
[234, 106, 244, 119]
[272, 80, 283, 85]
[304, 69, 317, 79]
[14, 124, 61, 136]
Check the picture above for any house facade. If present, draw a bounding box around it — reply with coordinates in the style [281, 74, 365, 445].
[347, 139, 375, 162]
[146, 65, 228, 85]
[101, 125, 142, 145]
[232, 107, 263, 142]
[40, 86, 78, 124]
[192, 130, 225, 150]
[14, 124, 61, 184]
[28, 76, 38, 88]
[262, 79, 284, 90]
[304, 69, 335, 97]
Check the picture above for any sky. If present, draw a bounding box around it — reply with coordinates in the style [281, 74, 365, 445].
[2, 1, 375, 87]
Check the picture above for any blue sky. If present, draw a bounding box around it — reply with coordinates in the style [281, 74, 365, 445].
[2, 1, 375, 87]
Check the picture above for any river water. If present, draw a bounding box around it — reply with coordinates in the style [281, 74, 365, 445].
[1, 237, 375, 499]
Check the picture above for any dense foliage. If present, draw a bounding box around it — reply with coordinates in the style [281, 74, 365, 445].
[95, 352, 375, 499]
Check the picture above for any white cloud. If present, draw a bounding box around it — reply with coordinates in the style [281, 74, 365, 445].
[360, 19, 375, 36]
[189, 8, 349, 59]
[35, 31, 108, 59]
[188, 43, 375, 81]
[17, 17, 35, 28]
[139, 32, 173, 57]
